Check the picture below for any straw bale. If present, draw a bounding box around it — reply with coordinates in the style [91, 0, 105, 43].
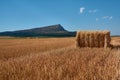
[76, 30, 111, 48]
[99, 33, 105, 47]
[89, 32, 94, 47]
[85, 32, 90, 47]
[76, 32, 80, 47]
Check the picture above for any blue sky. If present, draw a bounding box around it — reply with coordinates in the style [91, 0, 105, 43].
[0, 0, 120, 35]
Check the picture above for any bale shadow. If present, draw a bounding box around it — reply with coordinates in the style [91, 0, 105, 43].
[111, 44, 120, 49]
[113, 45, 120, 49]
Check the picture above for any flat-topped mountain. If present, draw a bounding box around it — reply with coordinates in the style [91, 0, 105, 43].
[0, 24, 76, 37]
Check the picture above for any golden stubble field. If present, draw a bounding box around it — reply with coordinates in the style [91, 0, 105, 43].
[0, 37, 120, 80]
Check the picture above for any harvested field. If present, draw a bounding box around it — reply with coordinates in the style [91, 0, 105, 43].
[0, 38, 74, 61]
[0, 37, 120, 80]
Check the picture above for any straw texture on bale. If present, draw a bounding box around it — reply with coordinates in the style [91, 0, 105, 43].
[76, 31, 111, 48]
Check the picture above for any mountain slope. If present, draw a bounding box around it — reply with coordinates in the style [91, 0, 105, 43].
[0, 24, 76, 37]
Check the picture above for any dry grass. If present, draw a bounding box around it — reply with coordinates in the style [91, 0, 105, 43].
[0, 37, 120, 80]
[0, 38, 74, 61]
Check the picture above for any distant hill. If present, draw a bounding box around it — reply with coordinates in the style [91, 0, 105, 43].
[0, 24, 76, 37]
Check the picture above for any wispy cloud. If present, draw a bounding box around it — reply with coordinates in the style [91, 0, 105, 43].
[102, 16, 113, 20]
[79, 8, 98, 14]
[96, 18, 99, 21]
[80, 7, 85, 14]
[89, 9, 98, 13]
[109, 16, 113, 20]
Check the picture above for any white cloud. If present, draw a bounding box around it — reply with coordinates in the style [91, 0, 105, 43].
[80, 7, 85, 14]
[89, 9, 97, 13]
[109, 16, 113, 20]
[96, 18, 99, 21]
[102, 16, 113, 20]
[102, 16, 109, 19]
